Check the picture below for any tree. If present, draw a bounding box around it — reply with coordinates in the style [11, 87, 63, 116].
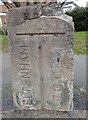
[66, 7, 87, 31]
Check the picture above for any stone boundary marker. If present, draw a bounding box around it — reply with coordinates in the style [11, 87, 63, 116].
[7, 5, 74, 111]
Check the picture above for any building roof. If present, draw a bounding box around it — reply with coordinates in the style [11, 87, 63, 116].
[0, 3, 15, 13]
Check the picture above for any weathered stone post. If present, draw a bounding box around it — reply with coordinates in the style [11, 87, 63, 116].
[7, 5, 74, 111]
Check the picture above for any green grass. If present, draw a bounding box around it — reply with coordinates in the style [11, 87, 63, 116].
[0, 31, 87, 54]
[0, 35, 9, 52]
[73, 31, 87, 54]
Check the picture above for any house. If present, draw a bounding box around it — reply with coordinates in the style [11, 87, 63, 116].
[0, 3, 15, 27]
[0, 13, 6, 27]
[63, 1, 79, 12]
[86, 1, 88, 7]
[0, 1, 79, 27]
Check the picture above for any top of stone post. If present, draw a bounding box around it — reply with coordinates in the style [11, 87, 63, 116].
[6, 5, 42, 27]
[6, 3, 74, 28]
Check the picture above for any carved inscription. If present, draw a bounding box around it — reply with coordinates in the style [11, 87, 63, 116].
[17, 45, 33, 106]
[18, 45, 31, 82]
[17, 43, 41, 109]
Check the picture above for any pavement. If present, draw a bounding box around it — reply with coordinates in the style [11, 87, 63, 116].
[0, 52, 87, 118]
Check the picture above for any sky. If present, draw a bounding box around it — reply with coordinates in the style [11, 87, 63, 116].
[74, 0, 88, 7]
[0, 0, 88, 7]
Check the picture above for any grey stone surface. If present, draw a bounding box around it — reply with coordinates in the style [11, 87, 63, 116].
[2, 109, 71, 118]
[7, 6, 74, 111]
[6, 5, 42, 26]
[1, 110, 86, 118]
[1, 52, 87, 118]
[42, 2, 73, 25]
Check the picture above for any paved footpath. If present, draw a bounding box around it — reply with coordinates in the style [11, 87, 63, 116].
[0, 52, 87, 118]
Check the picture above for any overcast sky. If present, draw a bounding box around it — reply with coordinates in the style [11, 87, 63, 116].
[0, 0, 88, 7]
[74, 0, 88, 7]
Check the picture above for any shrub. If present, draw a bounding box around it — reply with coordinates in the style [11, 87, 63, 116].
[66, 7, 88, 31]
[0, 25, 7, 35]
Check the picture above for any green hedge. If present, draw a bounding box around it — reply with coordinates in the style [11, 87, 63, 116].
[66, 7, 88, 31]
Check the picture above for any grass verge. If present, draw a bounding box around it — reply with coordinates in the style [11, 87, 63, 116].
[0, 35, 9, 52]
[73, 31, 87, 54]
[0, 31, 87, 54]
